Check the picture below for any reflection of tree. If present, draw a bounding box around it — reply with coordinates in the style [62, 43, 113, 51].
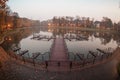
[117, 40, 120, 47]
[94, 32, 112, 45]
[93, 31, 120, 46]
[2, 27, 120, 50]
[50, 28, 120, 46]
[112, 32, 120, 46]
[32, 26, 41, 33]
[52, 28, 66, 37]
[1, 27, 41, 50]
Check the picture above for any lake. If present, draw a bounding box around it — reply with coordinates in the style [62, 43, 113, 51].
[1, 26, 120, 61]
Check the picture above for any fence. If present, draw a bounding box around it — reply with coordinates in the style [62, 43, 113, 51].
[6, 47, 118, 71]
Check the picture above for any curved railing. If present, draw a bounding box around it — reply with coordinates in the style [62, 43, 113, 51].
[6, 41, 120, 71]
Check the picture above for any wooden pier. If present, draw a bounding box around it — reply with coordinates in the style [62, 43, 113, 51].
[7, 36, 117, 72]
[64, 35, 88, 41]
[31, 34, 55, 41]
[47, 37, 69, 71]
[50, 37, 68, 61]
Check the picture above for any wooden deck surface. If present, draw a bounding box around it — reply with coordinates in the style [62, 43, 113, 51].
[50, 37, 68, 61]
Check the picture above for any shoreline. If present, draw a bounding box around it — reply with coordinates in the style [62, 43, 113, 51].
[1, 45, 120, 72]
[48, 26, 117, 33]
[0, 27, 34, 45]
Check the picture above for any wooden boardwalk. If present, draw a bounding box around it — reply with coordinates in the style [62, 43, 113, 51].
[48, 37, 69, 71]
[50, 37, 68, 61]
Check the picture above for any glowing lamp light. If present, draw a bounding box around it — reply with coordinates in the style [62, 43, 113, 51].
[48, 29, 51, 32]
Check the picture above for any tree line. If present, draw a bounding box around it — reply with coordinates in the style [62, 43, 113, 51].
[0, 0, 40, 33]
[45, 16, 120, 31]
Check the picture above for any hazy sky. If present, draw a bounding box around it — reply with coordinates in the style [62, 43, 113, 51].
[7, 0, 120, 22]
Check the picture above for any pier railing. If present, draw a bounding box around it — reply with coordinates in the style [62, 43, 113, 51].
[7, 46, 119, 71]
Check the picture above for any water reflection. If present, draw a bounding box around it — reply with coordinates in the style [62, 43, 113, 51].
[1, 27, 120, 61]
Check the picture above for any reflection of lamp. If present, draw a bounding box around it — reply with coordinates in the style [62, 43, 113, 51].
[48, 23, 51, 26]
[8, 24, 11, 27]
[8, 37, 12, 41]
[48, 29, 51, 32]
[5, 36, 12, 41]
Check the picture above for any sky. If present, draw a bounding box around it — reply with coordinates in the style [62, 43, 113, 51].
[7, 0, 120, 22]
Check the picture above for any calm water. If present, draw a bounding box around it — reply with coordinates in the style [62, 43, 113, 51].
[1, 27, 120, 61]
[19, 31, 53, 56]
[66, 35, 118, 60]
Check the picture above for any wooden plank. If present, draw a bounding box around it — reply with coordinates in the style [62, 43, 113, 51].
[50, 37, 68, 61]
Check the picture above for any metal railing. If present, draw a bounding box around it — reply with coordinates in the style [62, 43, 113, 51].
[6, 42, 119, 71]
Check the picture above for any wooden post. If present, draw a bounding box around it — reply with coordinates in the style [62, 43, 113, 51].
[42, 55, 44, 61]
[33, 59, 35, 66]
[101, 55, 103, 61]
[82, 60, 85, 66]
[45, 61, 48, 69]
[88, 51, 97, 64]
[93, 58, 96, 64]
[70, 61, 72, 69]
[22, 56, 25, 63]
[58, 62, 60, 67]
[28, 52, 30, 58]
[15, 54, 17, 60]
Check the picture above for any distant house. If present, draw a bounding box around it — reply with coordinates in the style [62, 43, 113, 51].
[94, 21, 101, 28]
